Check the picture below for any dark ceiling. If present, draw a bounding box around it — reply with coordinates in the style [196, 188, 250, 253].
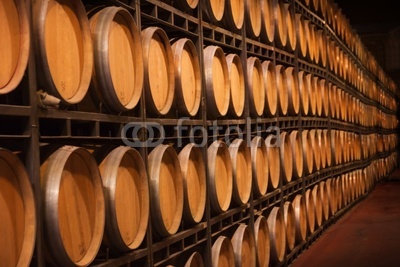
[334, 0, 400, 33]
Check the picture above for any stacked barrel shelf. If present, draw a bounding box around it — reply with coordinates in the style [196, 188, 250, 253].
[0, 0, 398, 266]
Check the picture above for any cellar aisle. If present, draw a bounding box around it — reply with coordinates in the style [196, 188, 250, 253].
[290, 168, 400, 267]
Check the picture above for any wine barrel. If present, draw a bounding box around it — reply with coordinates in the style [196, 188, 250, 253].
[313, 76, 323, 117]
[316, 29, 327, 67]
[97, 146, 149, 252]
[229, 139, 252, 205]
[335, 176, 343, 211]
[283, 201, 296, 251]
[323, 129, 332, 167]
[33, 0, 93, 104]
[204, 45, 230, 118]
[142, 26, 174, 116]
[262, 60, 278, 116]
[296, 14, 307, 58]
[302, 129, 314, 175]
[317, 129, 326, 169]
[285, 4, 297, 52]
[178, 143, 206, 225]
[312, 184, 323, 227]
[292, 195, 307, 243]
[329, 84, 337, 119]
[274, 0, 287, 47]
[175, 0, 199, 11]
[280, 131, 293, 184]
[285, 67, 300, 115]
[0, 148, 36, 267]
[203, 0, 225, 23]
[306, 73, 317, 116]
[89, 6, 143, 113]
[226, 53, 245, 117]
[208, 140, 233, 214]
[245, 0, 262, 38]
[231, 224, 256, 267]
[290, 130, 304, 179]
[251, 136, 269, 197]
[266, 135, 281, 189]
[319, 181, 330, 222]
[171, 38, 202, 117]
[325, 178, 337, 215]
[212, 236, 235, 267]
[247, 57, 265, 116]
[223, 0, 244, 31]
[276, 65, 289, 116]
[267, 207, 286, 264]
[261, 0, 275, 42]
[319, 79, 329, 117]
[184, 251, 204, 267]
[309, 129, 321, 171]
[298, 70, 310, 116]
[0, 0, 30, 94]
[304, 20, 315, 61]
[40, 146, 105, 267]
[148, 145, 183, 238]
[305, 189, 315, 234]
[254, 216, 271, 267]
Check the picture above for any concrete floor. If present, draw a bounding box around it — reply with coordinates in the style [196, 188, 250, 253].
[290, 169, 400, 267]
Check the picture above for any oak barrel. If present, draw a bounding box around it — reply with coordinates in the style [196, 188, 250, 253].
[298, 70, 310, 116]
[274, 0, 287, 47]
[251, 136, 269, 197]
[292, 195, 307, 243]
[302, 129, 314, 175]
[254, 216, 271, 267]
[285, 67, 300, 115]
[148, 145, 183, 237]
[283, 201, 296, 251]
[247, 57, 265, 116]
[184, 251, 204, 267]
[246, 0, 262, 38]
[226, 53, 245, 117]
[40, 146, 105, 267]
[262, 60, 278, 116]
[96, 146, 149, 252]
[305, 189, 315, 234]
[142, 26, 174, 115]
[231, 224, 256, 267]
[280, 131, 293, 184]
[178, 143, 206, 224]
[0, 148, 36, 267]
[276, 65, 289, 116]
[267, 207, 286, 264]
[33, 0, 93, 104]
[208, 140, 233, 214]
[306, 73, 317, 116]
[223, 0, 244, 31]
[0, 0, 30, 94]
[171, 38, 202, 116]
[319, 181, 330, 221]
[289, 130, 303, 179]
[266, 135, 281, 189]
[285, 4, 297, 52]
[175, 0, 199, 11]
[261, 0, 275, 42]
[312, 184, 323, 227]
[203, 0, 225, 23]
[211, 236, 235, 267]
[204, 45, 230, 118]
[89, 6, 143, 113]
